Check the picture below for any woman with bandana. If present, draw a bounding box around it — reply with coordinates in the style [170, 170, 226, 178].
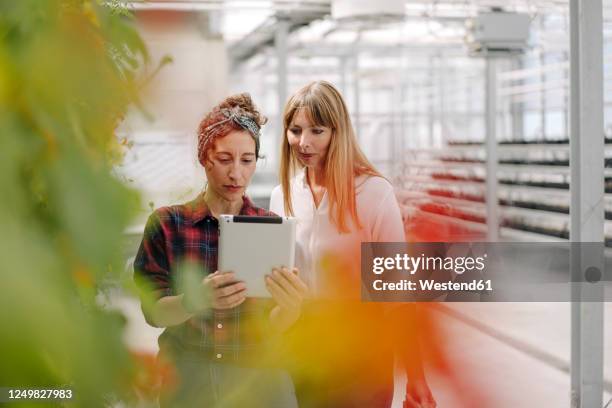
[134, 94, 306, 408]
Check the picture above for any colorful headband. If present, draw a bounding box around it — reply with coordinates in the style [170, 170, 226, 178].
[199, 107, 261, 158]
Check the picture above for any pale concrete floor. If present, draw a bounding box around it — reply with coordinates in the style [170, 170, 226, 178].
[108, 292, 612, 407]
[445, 303, 612, 388]
[392, 303, 612, 408]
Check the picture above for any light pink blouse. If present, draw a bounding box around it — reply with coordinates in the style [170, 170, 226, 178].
[270, 169, 405, 298]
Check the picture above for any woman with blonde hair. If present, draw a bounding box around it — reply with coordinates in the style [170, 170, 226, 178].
[270, 81, 435, 407]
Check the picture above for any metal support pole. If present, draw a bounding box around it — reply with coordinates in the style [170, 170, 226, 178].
[390, 86, 398, 176]
[563, 50, 570, 140]
[428, 56, 435, 148]
[399, 54, 408, 176]
[501, 59, 512, 142]
[275, 16, 289, 165]
[339, 56, 348, 96]
[485, 58, 499, 242]
[353, 49, 361, 141]
[511, 57, 525, 141]
[438, 54, 447, 147]
[539, 16, 547, 140]
[569, 0, 605, 407]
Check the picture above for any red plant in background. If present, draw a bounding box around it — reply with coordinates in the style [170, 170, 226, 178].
[400, 200, 496, 406]
[401, 303, 494, 407]
[284, 237, 495, 407]
[129, 350, 178, 403]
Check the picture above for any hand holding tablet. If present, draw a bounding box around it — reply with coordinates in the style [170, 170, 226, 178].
[266, 266, 309, 331]
[181, 270, 247, 313]
[265, 266, 309, 310]
[218, 215, 297, 298]
[204, 271, 247, 309]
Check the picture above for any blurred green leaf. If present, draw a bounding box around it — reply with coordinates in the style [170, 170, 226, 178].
[0, 0, 153, 405]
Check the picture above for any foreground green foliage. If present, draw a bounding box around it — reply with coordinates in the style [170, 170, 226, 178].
[0, 0, 150, 405]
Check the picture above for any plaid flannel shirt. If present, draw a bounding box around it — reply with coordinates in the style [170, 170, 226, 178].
[134, 194, 276, 363]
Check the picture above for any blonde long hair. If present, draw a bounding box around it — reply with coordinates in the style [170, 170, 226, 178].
[279, 80, 382, 233]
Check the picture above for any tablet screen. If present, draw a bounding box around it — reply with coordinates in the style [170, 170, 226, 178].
[218, 215, 296, 298]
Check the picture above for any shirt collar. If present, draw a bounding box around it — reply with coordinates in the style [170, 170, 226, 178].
[239, 195, 258, 214]
[189, 193, 258, 225]
[297, 167, 309, 189]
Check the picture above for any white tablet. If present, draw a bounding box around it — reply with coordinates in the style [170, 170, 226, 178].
[218, 215, 296, 298]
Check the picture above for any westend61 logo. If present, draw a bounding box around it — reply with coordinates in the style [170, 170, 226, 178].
[361, 242, 611, 302]
[369, 252, 491, 294]
[363, 243, 492, 300]
[362, 243, 493, 301]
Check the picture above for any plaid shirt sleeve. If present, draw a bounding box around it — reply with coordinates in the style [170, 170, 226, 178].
[132, 198, 284, 364]
[133, 209, 173, 300]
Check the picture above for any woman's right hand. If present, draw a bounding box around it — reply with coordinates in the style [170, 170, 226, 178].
[202, 271, 247, 310]
[265, 267, 309, 332]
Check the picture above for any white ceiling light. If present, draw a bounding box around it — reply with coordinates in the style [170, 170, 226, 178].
[331, 0, 404, 20]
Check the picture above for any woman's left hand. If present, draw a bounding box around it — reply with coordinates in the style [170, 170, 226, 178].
[265, 267, 309, 332]
[404, 378, 436, 408]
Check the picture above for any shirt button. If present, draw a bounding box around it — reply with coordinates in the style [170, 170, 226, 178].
[216, 353, 222, 359]
[217, 323, 223, 329]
